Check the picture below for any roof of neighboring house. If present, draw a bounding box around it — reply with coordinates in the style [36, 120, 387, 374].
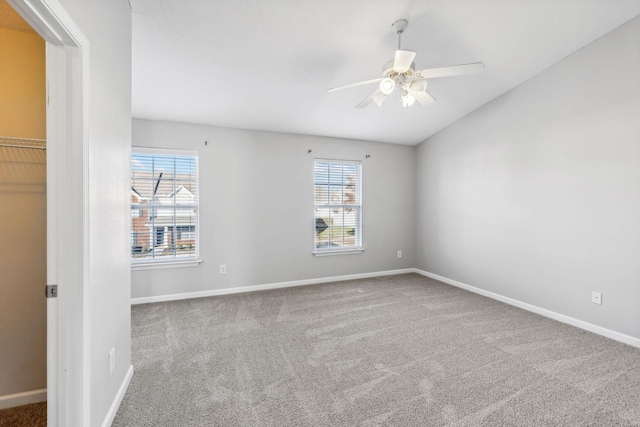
[167, 185, 194, 198]
[131, 170, 196, 202]
[131, 186, 144, 200]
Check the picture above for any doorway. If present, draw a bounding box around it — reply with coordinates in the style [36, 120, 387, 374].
[0, 0, 47, 421]
[4, 0, 92, 425]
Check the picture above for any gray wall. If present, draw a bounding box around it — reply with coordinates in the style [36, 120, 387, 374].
[132, 119, 416, 299]
[416, 16, 640, 339]
[57, 0, 132, 425]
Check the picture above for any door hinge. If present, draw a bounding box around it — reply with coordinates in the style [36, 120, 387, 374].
[45, 284, 58, 298]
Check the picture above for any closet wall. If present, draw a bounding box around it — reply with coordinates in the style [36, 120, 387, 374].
[0, 24, 47, 403]
[0, 27, 45, 139]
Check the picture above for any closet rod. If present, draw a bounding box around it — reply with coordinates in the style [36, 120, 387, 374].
[0, 136, 46, 150]
[0, 143, 46, 150]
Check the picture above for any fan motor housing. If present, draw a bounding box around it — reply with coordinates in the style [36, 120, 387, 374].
[383, 60, 415, 90]
[383, 60, 415, 77]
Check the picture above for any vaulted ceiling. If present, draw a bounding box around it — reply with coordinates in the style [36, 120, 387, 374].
[130, 1, 640, 145]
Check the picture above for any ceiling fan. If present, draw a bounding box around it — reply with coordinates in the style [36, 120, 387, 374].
[328, 19, 485, 109]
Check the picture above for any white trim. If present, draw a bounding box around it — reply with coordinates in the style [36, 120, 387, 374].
[45, 40, 62, 427]
[132, 259, 203, 270]
[100, 365, 134, 427]
[6, 1, 91, 426]
[0, 389, 47, 410]
[412, 269, 640, 349]
[132, 146, 198, 157]
[131, 265, 640, 347]
[132, 268, 414, 305]
[313, 248, 365, 256]
[81, 38, 93, 427]
[130, 148, 201, 264]
[314, 157, 364, 165]
[313, 158, 363, 253]
[7, 0, 80, 46]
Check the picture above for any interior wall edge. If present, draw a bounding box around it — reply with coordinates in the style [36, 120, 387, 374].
[100, 365, 133, 427]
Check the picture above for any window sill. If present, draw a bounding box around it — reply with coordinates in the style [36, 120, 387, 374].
[312, 248, 365, 257]
[131, 259, 203, 271]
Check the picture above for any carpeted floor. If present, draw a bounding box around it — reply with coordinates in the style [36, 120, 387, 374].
[0, 402, 46, 427]
[113, 273, 640, 426]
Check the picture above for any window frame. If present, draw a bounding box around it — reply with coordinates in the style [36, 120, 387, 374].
[313, 158, 364, 256]
[130, 147, 202, 270]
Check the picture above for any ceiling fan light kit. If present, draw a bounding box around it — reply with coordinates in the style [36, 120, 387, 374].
[379, 77, 395, 95]
[401, 90, 416, 108]
[329, 19, 484, 109]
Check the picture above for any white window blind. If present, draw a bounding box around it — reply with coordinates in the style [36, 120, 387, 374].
[131, 149, 199, 263]
[314, 159, 362, 252]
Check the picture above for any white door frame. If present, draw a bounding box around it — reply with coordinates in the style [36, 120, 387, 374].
[7, 1, 90, 425]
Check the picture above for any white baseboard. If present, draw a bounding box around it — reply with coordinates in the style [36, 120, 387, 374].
[0, 388, 47, 410]
[101, 365, 134, 427]
[130, 266, 640, 349]
[131, 268, 415, 305]
[412, 269, 640, 349]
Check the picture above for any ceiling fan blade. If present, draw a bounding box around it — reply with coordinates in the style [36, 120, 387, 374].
[371, 90, 387, 107]
[414, 62, 484, 79]
[393, 50, 416, 73]
[355, 89, 385, 109]
[408, 88, 436, 106]
[328, 78, 384, 93]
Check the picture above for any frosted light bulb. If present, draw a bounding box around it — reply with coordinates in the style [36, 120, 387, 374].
[379, 78, 395, 95]
[401, 91, 415, 108]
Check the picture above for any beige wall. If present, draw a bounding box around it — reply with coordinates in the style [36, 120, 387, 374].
[0, 28, 46, 399]
[0, 28, 45, 139]
[0, 147, 47, 398]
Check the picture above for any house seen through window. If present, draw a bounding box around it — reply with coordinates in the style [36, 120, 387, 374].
[131, 149, 199, 263]
[314, 159, 362, 253]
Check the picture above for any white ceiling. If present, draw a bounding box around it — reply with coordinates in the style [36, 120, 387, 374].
[130, 0, 640, 146]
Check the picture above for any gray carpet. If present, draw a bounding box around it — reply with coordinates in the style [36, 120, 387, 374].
[113, 273, 640, 426]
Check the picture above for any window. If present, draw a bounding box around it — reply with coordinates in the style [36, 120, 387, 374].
[175, 225, 196, 240]
[131, 231, 140, 246]
[131, 148, 199, 265]
[155, 227, 165, 246]
[314, 159, 362, 254]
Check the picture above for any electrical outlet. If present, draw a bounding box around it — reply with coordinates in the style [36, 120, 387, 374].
[592, 291, 602, 305]
[109, 347, 116, 374]
[397, 250, 402, 259]
[220, 264, 227, 274]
